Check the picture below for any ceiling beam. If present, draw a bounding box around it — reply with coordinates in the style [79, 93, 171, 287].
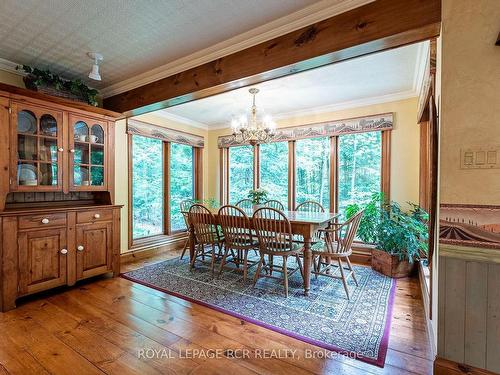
[103, 0, 441, 116]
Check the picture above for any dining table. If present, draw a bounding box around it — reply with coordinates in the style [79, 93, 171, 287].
[187, 208, 339, 296]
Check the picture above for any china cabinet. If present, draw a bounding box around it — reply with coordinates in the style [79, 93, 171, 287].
[0, 83, 123, 312]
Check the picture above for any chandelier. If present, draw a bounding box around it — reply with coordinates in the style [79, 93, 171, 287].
[231, 88, 276, 146]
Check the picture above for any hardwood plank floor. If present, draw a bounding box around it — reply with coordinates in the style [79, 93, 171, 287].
[0, 250, 434, 374]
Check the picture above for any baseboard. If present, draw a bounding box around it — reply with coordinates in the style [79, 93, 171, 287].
[434, 357, 498, 375]
[121, 237, 185, 264]
[418, 261, 437, 357]
[351, 243, 373, 265]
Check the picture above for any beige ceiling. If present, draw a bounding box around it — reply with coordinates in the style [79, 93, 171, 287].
[0, 0, 318, 88]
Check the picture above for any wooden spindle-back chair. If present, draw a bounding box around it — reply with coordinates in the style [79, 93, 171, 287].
[180, 199, 196, 259]
[217, 205, 259, 280]
[311, 210, 364, 299]
[252, 207, 304, 297]
[188, 204, 224, 274]
[295, 200, 325, 213]
[264, 199, 285, 211]
[235, 198, 253, 212]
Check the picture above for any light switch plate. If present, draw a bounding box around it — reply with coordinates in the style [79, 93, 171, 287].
[461, 146, 500, 169]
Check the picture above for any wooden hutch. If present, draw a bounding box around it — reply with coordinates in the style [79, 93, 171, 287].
[0, 83, 123, 312]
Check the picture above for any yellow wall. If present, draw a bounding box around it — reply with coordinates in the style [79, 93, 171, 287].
[439, 0, 500, 205]
[206, 97, 421, 207]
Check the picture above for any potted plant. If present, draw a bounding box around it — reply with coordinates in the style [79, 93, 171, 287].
[248, 188, 268, 211]
[346, 193, 428, 278]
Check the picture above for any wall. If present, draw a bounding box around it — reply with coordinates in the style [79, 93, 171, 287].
[206, 97, 421, 207]
[437, 0, 500, 372]
[116, 113, 209, 253]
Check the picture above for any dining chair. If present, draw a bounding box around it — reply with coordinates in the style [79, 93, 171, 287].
[235, 198, 253, 212]
[180, 198, 196, 260]
[311, 210, 364, 299]
[217, 205, 259, 280]
[188, 204, 224, 275]
[252, 207, 304, 297]
[264, 199, 285, 211]
[295, 200, 325, 213]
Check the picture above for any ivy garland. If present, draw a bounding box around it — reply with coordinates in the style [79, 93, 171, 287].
[16, 65, 99, 106]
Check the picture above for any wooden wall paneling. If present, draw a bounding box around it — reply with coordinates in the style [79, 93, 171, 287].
[464, 262, 488, 369]
[434, 357, 500, 375]
[288, 141, 296, 211]
[164, 142, 171, 234]
[381, 130, 391, 200]
[437, 256, 446, 355]
[486, 263, 500, 372]
[104, 0, 441, 114]
[0, 216, 18, 311]
[444, 258, 466, 363]
[0, 97, 9, 211]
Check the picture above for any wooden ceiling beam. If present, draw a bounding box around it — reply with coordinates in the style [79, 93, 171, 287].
[103, 0, 441, 116]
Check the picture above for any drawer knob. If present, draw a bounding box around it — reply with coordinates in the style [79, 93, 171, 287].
[94, 213, 100, 219]
[41, 218, 50, 224]
[58, 147, 64, 152]
[60, 249, 68, 255]
[77, 245, 84, 252]
[69, 149, 75, 153]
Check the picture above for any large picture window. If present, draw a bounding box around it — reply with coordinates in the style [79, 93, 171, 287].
[229, 145, 254, 203]
[295, 137, 330, 210]
[260, 142, 288, 207]
[131, 135, 163, 239]
[338, 131, 382, 214]
[170, 142, 194, 231]
[129, 131, 202, 248]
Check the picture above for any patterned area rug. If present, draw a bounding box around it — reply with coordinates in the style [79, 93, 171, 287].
[122, 255, 396, 367]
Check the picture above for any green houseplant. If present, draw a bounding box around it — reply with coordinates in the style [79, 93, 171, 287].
[346, 193, 429, 277]
[248, 188, 268, 210]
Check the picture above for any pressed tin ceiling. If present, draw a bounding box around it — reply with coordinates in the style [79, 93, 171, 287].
[0, 0, 319, 89]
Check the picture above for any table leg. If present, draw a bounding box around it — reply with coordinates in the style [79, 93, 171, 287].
[303, 237, 312, 296]
[189, 224, 196, 263]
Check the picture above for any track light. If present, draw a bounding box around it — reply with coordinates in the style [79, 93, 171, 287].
[87, 52, 103, 81]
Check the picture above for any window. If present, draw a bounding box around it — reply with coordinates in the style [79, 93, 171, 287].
[338, 131, 382, 214]
[229, 145, 254, 203]
[131, 135, 163, 239]
[260, 142, 288, 207]
[170, 143, 194, 231]
[295, 137, 330, 210]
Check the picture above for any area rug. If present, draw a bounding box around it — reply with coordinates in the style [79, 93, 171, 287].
[122, 256, 396, 367]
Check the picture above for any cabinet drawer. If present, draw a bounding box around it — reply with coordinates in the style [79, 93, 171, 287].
[18, 212, 67, 229]
[77, 209, 113, 224]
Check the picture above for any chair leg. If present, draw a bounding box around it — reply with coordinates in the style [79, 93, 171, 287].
[295, 254, 304, 280]
[337, 258, 350, 300]
[269, 255, 274, 276]
[253, 254, 264, 287]
[346, 256, 358, 286]
[218, 247, 231, 278]
[190, 244, 200, 269]
[243, 250, 249, 281]
[210, 245, 216, 276]
[180, 237, 189, 260]
[283, 256, 289, 298]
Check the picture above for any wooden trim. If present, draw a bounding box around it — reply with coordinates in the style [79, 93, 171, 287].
[439, 244, 500, 264]
[434, 357, 498, 375]
[381, 130, 391, 200]
[194, 147, 203, 200]
[0, 83, 123, 120]
[127, 135, 133, 250]
[330, 136, 338, 214]
[123, 233, 186, 258]
[0, 98, 10, 211]
[219, 149, 225, 204]
[254, 145, 260, 189]
[288, 141, 296, 211]
[127, 118, 204, 147]
[164, 142, 171, 234]
[104, 0, 441, 114]
[218, 113, 393, 148]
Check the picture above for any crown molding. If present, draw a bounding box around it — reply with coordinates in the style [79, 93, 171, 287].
[207, 90, 418, 130]
[0, 57, 24, 76]
[413, 40, 430, 95]
[100, 0, 374, 98]
[152, 110, 209, 131]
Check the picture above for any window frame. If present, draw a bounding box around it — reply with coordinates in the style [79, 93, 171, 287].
[128, 133, 203, 249]
[220, 129, 390, 214]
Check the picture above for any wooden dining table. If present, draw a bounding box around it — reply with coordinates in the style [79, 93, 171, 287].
[187, 208, 339, 296]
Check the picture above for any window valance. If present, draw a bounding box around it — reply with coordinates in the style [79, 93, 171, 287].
[217, 113, 393, 148]
[127, 119, 204, 148]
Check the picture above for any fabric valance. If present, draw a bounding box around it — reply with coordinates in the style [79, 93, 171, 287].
[127, 119, 204, 148]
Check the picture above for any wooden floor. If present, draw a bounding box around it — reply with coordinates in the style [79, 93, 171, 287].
[0, 250, 434, 375]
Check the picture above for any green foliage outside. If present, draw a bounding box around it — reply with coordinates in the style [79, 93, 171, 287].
[260, 142, 288, 206]
[229, 145, 253, 203]
[346, 193, 429, 263]
[170, 143, 194, 231]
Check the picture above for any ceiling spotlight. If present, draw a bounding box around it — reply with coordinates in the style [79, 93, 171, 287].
[87, 52, 103, 81]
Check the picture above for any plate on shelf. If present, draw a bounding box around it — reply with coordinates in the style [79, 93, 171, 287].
[18, 111, 37, 134]
[18, 164, 37, 182]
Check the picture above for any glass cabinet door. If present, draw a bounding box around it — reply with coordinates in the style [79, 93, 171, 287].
[69, 115, 107, 190]
[12, 103, 63, 190]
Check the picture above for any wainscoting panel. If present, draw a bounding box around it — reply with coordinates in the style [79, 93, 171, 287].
[438, 244, 500, 373]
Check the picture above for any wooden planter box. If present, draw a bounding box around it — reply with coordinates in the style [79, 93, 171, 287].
[371, 249, 415, 278]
